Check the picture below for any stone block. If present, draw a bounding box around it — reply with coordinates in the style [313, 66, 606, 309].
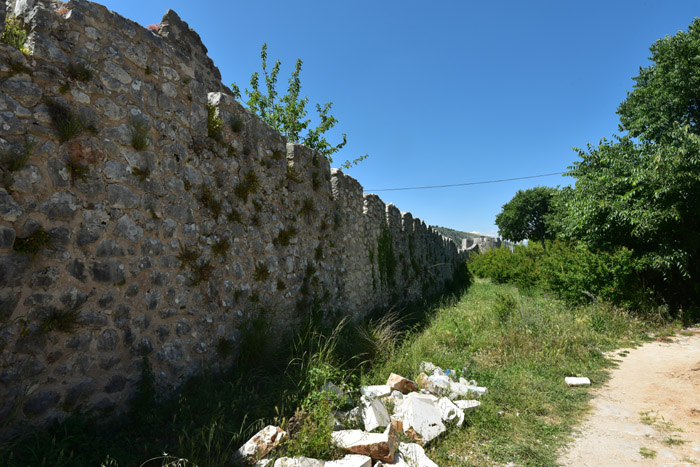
[331, 424, 397, 463]
[386, 373, 418, 394]
[237, 425, 287, 464]
[565, 377, 591, 386]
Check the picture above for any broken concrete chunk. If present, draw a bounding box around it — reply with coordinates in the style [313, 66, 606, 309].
[360, 385, 391, 399]
[565, 376, 591, 386]
[416, 372, 451, 396]
[394, 392, 446, 444]
[273, 457, 325, 467]
[362, 395, 391, 432]
[437, 397, 464, 426]
[331, 424, 397, 463]
[453, 399, 481, 411]
[237, 425, 287, 463]
[386, 373, 418, 394]
[398, 442, 438, 467]
[324, 454, 372, 467]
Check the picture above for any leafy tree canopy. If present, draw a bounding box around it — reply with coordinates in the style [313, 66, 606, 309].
[232, 44, 367, 169]
[617, 18, 700, 144]
[495, 186, 557, 249]
[559, 18, 700, 309]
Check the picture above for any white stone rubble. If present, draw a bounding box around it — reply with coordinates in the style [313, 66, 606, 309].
[237, 425, 287, 463]
[565, 376, 591, 386]
[361, 395, 391, 432]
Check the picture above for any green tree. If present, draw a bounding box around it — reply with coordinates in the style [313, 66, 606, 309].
[617, 18, 700, 143]
[231, 44, 367, 169]
[495, 186, 557, 249]
[559, 18, 700, 311]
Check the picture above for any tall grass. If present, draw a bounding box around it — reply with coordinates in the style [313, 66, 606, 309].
[362, 279, 670, 466]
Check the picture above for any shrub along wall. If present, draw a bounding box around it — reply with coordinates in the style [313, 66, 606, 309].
[0, 0, 464, 430]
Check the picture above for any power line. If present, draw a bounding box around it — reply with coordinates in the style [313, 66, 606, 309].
[366, 172, 566, 192]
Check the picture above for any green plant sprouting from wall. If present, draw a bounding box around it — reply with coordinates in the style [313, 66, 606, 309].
[66, 156, 90, 184]
[207, 104, 223, 141]
[275, 226, 298, 247]
[131, 166, 151, 182]
[129, 118, 151, 151]
[233, 171, 259, 202]
[66, 62, 93, 82]
[254, 262, 270, 282]
[1, 16, 28, 53]
[39, 306, 81, 334]
[13, 226, 52, 257]
[230, 116, 243, 133]
[198, 185, 223, 218]
[0, 139, 34, 189]
[45, 99, 97, 142]
[212, 237, 229, 257]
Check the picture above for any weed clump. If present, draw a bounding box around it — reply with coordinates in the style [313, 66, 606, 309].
[46, 99, 96, 142]
[0, 139, 34, 189]
[66, 156, 90, 184]
[233, 171, 259, 202]
[176, 243, 200, 268]
[1, 16, 28, 52]
[190, 260, 214, 286]
[275, 226, 298, 247]
[207, 104, 223, 141]
[198, 185, 222, 218]
[39, 306, 81, 334]
[129, 118, 151, 151]
[13, 226, 52, 257]
[254, 262, 270, 282]
[66, 62, 93, 82]
[212, 237, 229, 257]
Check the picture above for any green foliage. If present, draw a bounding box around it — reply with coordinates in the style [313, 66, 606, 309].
[39, 306, 81, 334]
[554, 18, 700, 313]
[492, 292, 517, 323]
[469, 241, 645, 308]
[275, 226, 298, 247]
[212, 237, 229, 257]
[13, 226, 52, 257]
[617, 18, 700, 144]
[45, 99, 94, 142]
[198, 185, 223, 218]
[206, 104, 224, 141]
[190, 260, 214, 286]
[176, 243, 200, 268]
[66, 62, 93, 82]
[233, 171, 259, 202]
[253, 262, 270, 282]
[495, 186, 557, 248]
[231, 44, 367, 168]
[0, 139, 34, 189]
[129, 118, 151, 151]
[298, 197, 314, 216]
[1, 16, 28, 52]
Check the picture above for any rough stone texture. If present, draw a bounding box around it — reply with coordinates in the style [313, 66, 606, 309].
[331, 425, 397, 463]
[0, 0, 465, 431]
[236, 425, 287, 463]
[324, 455, 372, 467]
[386, 373, 418, 394]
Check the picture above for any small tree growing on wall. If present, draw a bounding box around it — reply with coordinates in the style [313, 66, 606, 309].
[231, 44, 367, 169]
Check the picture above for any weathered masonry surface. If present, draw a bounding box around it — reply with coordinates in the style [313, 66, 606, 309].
[0, 0, 464, 429]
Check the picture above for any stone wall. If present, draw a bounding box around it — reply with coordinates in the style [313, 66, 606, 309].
[0, 0, 465, 430]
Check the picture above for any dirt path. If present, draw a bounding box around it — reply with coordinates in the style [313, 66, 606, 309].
[560, 328, 700, 466]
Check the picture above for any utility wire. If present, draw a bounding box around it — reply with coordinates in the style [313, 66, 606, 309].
[366, 172, 566, 192]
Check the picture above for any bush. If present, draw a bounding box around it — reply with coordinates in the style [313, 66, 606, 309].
[469, 241, 645, 308]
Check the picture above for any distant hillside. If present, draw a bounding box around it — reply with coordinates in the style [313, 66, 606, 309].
[433, 226, 482, 245]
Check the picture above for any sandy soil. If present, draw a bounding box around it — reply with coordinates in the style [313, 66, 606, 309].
[560, 328, 700, 466]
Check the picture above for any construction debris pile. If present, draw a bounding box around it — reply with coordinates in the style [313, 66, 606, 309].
[236, 362, 488, 466]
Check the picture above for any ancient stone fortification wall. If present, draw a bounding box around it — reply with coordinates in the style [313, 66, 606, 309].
[0, 0, 464, 428]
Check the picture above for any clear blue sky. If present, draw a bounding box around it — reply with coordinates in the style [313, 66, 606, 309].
[97, 0, 698, 236]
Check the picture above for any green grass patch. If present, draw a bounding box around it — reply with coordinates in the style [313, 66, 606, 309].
[361, 279, 657, 466]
